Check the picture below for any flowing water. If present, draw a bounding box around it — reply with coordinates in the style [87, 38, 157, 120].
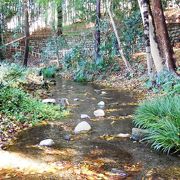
[1, 78, 179, 179]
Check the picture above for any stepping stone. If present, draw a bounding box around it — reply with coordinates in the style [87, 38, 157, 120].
[74, 121, 91, 134]
[42, 99, 56, 104]
[94, 109, 105, 117]
[39, 139, 55, 146]
[116, 133, 130, 138]
[98, 101, 105, 107]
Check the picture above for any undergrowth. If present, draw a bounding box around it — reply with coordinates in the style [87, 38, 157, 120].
[40, 66, 57, 78]
[0, 62, 37, 87]
[144, 70, 180, 94]
[63, 45, 120, 82]
[0, 63, 68, 125]
[133, 95, 180, 153]
[0, 86, 67, 125]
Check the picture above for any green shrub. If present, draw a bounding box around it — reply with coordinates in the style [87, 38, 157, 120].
[133, 95, 180, 153]
[0, 62, 36, 87]
[41, 66, 57, 78]
[0, 86, 67, 124]
[144, 70, 180, 94]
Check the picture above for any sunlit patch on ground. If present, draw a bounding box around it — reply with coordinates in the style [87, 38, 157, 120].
[0, 150, 59, 174]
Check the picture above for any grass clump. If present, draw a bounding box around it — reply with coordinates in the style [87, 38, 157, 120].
[133, 95, 180, 153]
[0, 85, 67, 125]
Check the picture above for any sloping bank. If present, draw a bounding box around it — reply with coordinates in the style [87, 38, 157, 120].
[0, 63, 68, 149]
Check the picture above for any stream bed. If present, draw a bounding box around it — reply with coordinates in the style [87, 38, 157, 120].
[1, 78, 180, 179]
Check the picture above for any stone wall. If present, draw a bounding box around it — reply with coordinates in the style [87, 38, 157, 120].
[167, 23, 180, 46]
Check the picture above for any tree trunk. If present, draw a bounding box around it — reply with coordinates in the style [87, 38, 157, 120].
[151, 0, 176, 71]
[95, 0, 101, 63]
[23, 0, 30, 67]
[138, 0, 153, 76]
[106, 0, 132, 72]
[0, 12, 4, 60]
[57, 3, 63, 36]
[149, 10, 164, 73]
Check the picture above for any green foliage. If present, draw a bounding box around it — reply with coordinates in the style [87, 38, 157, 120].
[145, 70, 180, 94]
[0, 63, 35, 87]
[0, 86, 66, 124]
[112, 1, 143, 60]
[63, 45, 119, 82]
[41, 66, 57, 78]
[133, 95, 180, 153]
[64, 46, 94, 82]
[119, 10, 143, 60]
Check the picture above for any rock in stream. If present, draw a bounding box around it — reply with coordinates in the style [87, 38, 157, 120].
[74, 121, 91, 134]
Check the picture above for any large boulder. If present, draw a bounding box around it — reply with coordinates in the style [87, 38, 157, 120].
[131, 128, 149, 141]
[74, 121, 91, 134]
[94, 109, 105, 117]
[39, 139, 55, 146]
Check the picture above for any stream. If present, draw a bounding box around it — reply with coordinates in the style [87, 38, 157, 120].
[0, 78, 179, 179]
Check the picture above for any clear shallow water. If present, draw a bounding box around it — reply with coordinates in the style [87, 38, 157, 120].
[5, 78, 180, 179]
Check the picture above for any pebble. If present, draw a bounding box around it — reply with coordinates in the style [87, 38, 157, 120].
[81, 114, 90, 119]
[111, 168, 127, 177]
[64, 134, 71, 141]
[101, 91, 107, 95]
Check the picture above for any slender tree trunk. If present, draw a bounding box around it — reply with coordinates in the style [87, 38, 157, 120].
[0, 16, 3, 60]
[95, 0, 101, 63]
[151, 0, 176, 71]
[57, 3, 63, 36]
[106, 0, 132, 72]
[138, 0, 153, 76]
[23, 0, 30, 66]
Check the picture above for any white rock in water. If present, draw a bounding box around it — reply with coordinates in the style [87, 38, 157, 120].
[98, 101, 105, 106]
[39, 139, 55, 146]
[94, 109, 105, 117]
[74, 121, 91, 134]
[81, 114, 90, 119]
[116, 133, 130, 138]
[42, 99, 56, 104]
[101, 91, 107, 95]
